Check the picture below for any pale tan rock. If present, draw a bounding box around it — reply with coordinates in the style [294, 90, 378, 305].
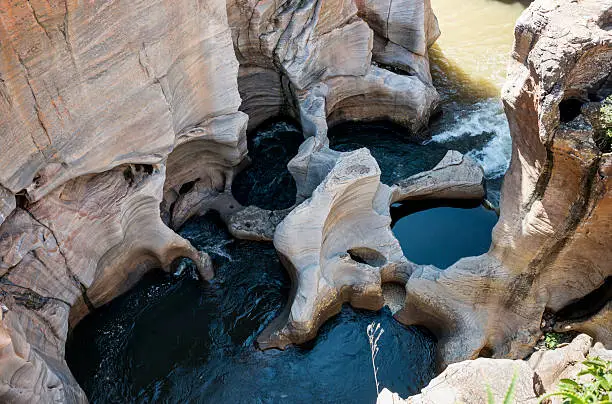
[357, 0, 440, 82]
[228, 0, 440, 139]
[0, 303, 87, 403]
[0, 0, 241, 202]
[0, 165, 212, 402]
[553, 301, 612, 348]
[391, 150, 485, 202]
[395, 0, 612, 367]
[258, 148, 405, 349]
[406, 358, 542, 404]
[259, 147, 485, 349]
[0, 186, 15, 227]
[528, 334, 593, 392]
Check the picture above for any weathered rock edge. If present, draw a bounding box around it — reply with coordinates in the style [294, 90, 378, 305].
[377, 334, 611, 404]
[395, 0, 612, 367]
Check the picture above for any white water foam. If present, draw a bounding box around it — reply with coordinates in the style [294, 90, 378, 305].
[429, 99, 511, 179]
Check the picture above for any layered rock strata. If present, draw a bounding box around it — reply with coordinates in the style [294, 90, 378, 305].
[395, 0, 612, 366]
[228, 0, 440, 138]
[0, 0, 445, 401]
[0, 0, 241, 400]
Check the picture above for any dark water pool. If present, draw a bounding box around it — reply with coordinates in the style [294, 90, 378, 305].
[67, 213, 435, 403]
[232, 120, 303, 210]
[391, 201, 498, 269]
[66, 115, 504, 403]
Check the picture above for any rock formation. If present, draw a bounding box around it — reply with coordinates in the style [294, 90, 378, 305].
[228, 0, 440, 138]
[0, 0, 240, 400]
[257, 0, 612, 369]
[378, 334, 611, 404]
[258, 146, 485, 349]
[395, 0, 612, 366]
[0, 0, 443, 401]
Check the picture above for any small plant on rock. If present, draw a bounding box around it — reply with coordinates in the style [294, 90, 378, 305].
[544, 332, 564, 349]
[538, 356, 612, 404]
[367, 322, 385, 395]
[602, 95, 612, 140]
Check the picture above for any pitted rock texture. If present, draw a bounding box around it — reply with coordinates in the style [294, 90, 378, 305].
[395, 0, 612, 367]
[258, 147, 485, 350]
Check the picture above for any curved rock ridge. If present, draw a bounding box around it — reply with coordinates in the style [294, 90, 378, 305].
[229, 0, 440, 138]
[395, 0, 612, 367]
[0, 0, 238, 400]
[0, 165, 211, 403]
[0, 0, 242, 203]
[0, 0, 445, 400]
[258, 144, 485, 349]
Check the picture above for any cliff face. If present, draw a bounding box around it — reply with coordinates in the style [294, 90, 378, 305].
[396, 0, 612, 365]
[0, 0, 441, 401]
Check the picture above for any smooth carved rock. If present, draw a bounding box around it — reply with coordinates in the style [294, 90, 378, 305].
[0, 0, 241, 202]
[380, 334, 611, 404]
[0, 186, 15, 227]
[0, 304, 87, 403]
[0, 166, 212, 402]
[391, 150, 485, 202]
[357, 0, 440, 83]
[404, 358, 542, 404]
[395, 0, 612, 368]
[258, 147, 485, 349]
[553, 301, 612, 348]
[162, 112, 249, 229]
[258, 148, 406, 349]
[228, 0, 440, 139]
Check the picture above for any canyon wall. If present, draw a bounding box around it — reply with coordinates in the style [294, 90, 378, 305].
[255, 0, 612, 369]
[0, 0, 441, 401]
[396, 0, 612, 365]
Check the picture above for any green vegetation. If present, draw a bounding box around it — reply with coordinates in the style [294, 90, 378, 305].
[544, 332, 564, 349]
[538, 357, 612, 404]
[602, 95, 612, 140]
[487, 371, 517, 404]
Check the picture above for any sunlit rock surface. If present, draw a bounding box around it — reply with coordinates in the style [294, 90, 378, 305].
[395, 0, 612, 367]
[0, 166, 211, 403]
[379, 334, 611, 404]
[229, 0, 440, 138]
[258, 148, 485, 349]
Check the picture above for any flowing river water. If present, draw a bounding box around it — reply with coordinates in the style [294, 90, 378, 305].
[66, 2, 528, 402]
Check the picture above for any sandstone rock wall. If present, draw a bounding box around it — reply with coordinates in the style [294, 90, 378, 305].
[0, 0, 443, 401]
[0, 0, 241, 401]
[395, 0, 612, 366]
[228, 0, 440, 138]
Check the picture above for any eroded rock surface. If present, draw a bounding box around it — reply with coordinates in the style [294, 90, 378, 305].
[380, 334, 611, 404]
[0, 0, 446, 400]
[0, 166, 211, 402]
[258, 148, 485, 349]
[229, 0, 440, 139]
[395, 0, 612, 367]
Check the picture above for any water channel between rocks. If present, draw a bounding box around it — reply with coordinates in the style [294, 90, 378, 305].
[66, 1, 527, 402]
